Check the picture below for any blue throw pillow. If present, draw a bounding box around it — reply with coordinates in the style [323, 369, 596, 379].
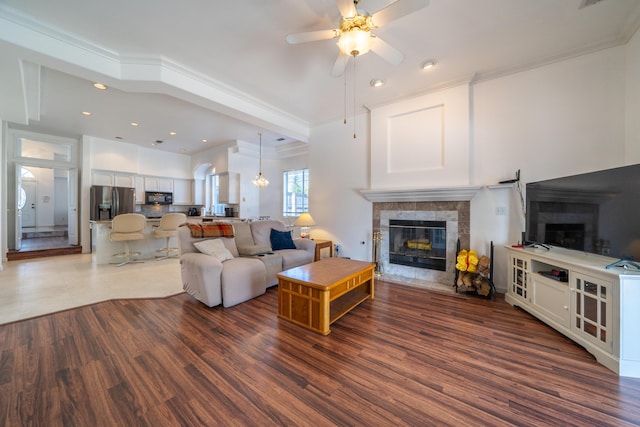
[270, 228, 296, 250]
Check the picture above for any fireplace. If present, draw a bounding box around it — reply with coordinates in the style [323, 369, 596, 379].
[389, 220, 447, 271]
[372, 201, 470, 287]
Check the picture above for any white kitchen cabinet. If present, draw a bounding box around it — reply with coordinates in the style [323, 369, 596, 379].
[217, 172, 239, 204]
[173, 179, 194, 205]
[92, 171, 134, 188]
[144, 177, 173, 192]
[134, 176, 145, 204]
[505, 245, 640, 377]
[114, 174, 135, 188]
[92, 171, 115, 186]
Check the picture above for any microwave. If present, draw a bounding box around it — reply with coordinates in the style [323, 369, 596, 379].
[145, 191, 173, 205]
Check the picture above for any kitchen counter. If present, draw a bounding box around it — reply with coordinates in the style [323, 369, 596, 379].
[90, 220, 172, 264]
[186, 216, 243, 223]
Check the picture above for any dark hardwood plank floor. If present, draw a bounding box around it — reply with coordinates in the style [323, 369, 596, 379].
[1, 280, 639, 426]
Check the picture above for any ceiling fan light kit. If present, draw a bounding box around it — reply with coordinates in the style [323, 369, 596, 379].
[337, 14, 374, 56]
[338, 27, 372, 56]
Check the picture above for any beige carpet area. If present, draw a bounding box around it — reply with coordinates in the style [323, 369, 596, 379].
[0, 253, 184, 325]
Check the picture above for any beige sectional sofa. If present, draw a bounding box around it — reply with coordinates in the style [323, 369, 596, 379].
[177, 219, 315, 308]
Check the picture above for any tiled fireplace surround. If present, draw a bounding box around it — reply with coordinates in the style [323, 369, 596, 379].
[373, 201, 470, 289]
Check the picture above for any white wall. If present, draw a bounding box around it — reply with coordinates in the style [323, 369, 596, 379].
[471, 45, 627, 290]
[229, 142, 260, 219]
[0, 121, 5, 265]
[309, 113, 371, 261]
[90, 136, 192, 178]
[370, 84, 471, 188]
[626, 28, 640, 164]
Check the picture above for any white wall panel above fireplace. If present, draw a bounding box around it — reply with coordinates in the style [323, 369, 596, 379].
[370, 84, 470, 189]
[388, 105, 443, 173]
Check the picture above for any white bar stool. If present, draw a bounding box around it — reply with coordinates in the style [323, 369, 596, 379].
[110, 213, 147, 266]
[153, 213, 187, 260]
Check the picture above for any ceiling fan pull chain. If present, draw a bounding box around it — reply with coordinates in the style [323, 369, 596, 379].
[353, 54, 357, 139]
[344, 57, 347, 125]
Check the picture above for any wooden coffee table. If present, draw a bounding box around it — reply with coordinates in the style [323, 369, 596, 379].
[277, 258, 375, 335]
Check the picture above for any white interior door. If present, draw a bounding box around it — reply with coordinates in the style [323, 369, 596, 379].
[14, 164, 23, 250]
[68, 168, 78, 245]
[21, 180, 37, 227]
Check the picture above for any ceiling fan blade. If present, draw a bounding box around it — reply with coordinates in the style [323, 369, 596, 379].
[331, 51, 350, 77]
[336, 0, 357, 18]
[286, 29, 340, 44]
[371, 0, 429, 27]
[370, 35, 404, 65]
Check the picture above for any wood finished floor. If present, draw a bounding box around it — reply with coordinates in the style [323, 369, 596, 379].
[1, 281, 639, 426]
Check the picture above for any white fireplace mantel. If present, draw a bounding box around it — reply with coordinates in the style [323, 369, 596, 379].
[360, 186, 482, 202]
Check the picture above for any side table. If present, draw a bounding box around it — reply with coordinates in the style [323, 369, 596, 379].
[313, 239, 333, 261]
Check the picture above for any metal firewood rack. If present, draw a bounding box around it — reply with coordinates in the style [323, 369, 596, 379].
[453, 239, 496, 299]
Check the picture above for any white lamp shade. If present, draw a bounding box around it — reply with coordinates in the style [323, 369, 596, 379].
[294, 212, 316, 227]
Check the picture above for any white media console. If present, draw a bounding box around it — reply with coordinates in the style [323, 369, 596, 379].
[505, 245, 640, 377]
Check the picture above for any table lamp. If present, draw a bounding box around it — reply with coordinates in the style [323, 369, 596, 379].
[294, 212, 316, 238]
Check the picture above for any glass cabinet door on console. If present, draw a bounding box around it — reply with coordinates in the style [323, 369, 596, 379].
[572, 273, 613, 354]
[509, 255, 530, 304]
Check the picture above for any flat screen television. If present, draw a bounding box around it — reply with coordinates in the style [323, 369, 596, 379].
[525, 163, 640, 263]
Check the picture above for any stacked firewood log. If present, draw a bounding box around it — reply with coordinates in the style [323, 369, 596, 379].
[455, 249, 492, 296]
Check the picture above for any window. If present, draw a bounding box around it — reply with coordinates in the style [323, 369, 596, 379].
[283, 169, 309, 216]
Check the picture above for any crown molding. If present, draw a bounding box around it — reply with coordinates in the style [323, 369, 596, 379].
[0, 4, 310, 142]
[360, 186, 482, 202]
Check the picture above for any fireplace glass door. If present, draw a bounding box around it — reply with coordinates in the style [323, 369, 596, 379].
[388, 220, 446, 271]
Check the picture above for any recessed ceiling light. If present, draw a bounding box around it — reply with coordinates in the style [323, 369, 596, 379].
[169, 131, 177, 136]
[92, 82, 107, 90]
[81, 111, 92, 116]
[130, 122, 139, 127]
[421, 59, 437, 70]
[370, 79, 385, 88]
[201, 139, 208, 143]
[180, 148, 186, 152]
[151, 143, 157, 147]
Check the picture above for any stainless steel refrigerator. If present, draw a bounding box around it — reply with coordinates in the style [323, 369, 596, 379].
[90, 186, 136, 220]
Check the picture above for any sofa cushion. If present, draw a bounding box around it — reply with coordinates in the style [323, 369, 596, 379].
[277, 248, 315, 270]
[194, 239, 234, 261]
[250, 220, 286, 247]
[238, 244, 272, 256]
[233, 222, 255, 249]
[270, 229, 296, 250]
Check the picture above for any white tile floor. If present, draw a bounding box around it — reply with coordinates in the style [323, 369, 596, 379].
[0, 253, 184, 325]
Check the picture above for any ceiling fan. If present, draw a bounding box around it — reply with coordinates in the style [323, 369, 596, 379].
[286, 0, 429, 77]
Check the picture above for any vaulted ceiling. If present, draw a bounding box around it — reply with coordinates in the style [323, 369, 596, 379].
[1, 0, 639, 153]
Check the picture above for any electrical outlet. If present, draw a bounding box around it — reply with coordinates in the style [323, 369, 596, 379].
[495, 206, 507, 216]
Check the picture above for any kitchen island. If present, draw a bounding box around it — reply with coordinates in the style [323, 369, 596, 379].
[91, 219, 170, 265]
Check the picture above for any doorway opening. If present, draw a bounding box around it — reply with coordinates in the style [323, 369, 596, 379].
[8, 166, 81, 260]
